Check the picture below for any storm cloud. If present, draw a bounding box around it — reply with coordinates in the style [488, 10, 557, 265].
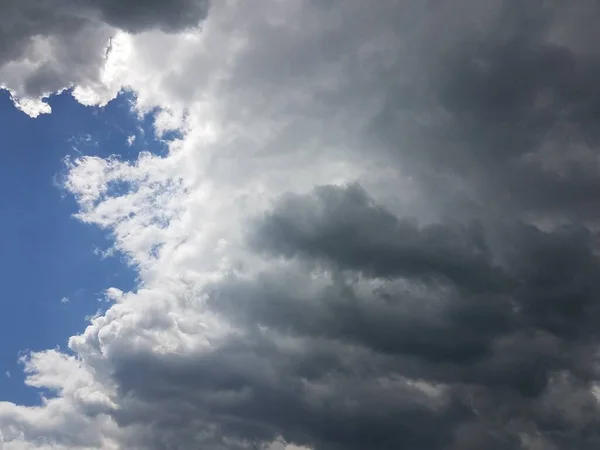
[3, 0, 600, 449]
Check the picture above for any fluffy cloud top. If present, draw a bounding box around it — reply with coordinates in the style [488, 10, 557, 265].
[0, 0, 209, 115]
[3, 0, 600, 449]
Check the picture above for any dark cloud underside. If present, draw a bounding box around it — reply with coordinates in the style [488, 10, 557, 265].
[198, 2, 600, 447]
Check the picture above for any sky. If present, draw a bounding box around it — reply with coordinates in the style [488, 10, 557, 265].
[0, 89, 169, 406]
[1, 1, 600, 449]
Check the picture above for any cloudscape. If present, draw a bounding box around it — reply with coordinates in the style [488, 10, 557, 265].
[2, 1, 600, 449]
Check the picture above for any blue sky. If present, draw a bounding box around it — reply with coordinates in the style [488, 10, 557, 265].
[0, 90, 165, 405]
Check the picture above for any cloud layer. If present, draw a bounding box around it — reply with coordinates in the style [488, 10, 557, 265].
[3, 0, 600, 449]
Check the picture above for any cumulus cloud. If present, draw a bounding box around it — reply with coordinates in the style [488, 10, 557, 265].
[0, 0, 209, 116]
[3, 0, 600, 449]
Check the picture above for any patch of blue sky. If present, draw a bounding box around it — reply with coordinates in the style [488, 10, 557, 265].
[0, 89, 170, 405]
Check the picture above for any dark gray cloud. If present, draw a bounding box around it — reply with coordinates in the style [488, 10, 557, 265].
[102, 1, 600, 448]
[109, 333, 468, 450]
[246, 183, 600, 366]
[369, 0, 600, 222]
[248, 183, 505, 292]
[91, 0, 209, 32]
[0, 0, 209, 102]
[199, 182, 600, 448]
[5, 1, 600, 449]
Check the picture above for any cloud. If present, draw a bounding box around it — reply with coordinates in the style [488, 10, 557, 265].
[0, 0, 209, 116]
[368, 1, 600, 224]
[248, 183, 505, 293]
[4, 0, 600, 449]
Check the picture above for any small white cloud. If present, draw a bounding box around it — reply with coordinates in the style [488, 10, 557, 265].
[127, 135, 136, 146]
[60, 297, 70, 304]
[105, 287, 124, 302]
[5, 371, 10, 378]
[93, 245, 116, 259]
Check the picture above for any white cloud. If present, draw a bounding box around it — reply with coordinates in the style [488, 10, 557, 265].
[0, 0, 209, 116]
[3, 1, 600, 449]
[1, 3, 423, 447]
